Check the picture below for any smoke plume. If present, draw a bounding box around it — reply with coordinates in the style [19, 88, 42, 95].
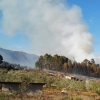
[0, 0, 99, 63]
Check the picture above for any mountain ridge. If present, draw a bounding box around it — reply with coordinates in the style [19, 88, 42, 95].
[0, 47, 39, 68]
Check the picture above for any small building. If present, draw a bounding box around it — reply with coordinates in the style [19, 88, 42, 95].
[26, 83, 46, 95]
[0, 82, 46, 94]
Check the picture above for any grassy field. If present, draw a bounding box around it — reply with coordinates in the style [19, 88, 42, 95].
[0, 69, 100, 100]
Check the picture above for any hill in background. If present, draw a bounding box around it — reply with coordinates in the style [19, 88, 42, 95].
[0, 47, 39, 68]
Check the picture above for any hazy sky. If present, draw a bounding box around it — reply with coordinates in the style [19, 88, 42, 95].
[0, 0, 100, 62]
[67, 0, 100, 54]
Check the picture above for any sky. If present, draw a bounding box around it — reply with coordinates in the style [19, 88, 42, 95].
[0, 0, 100, 62]
[67, 0, 100, 54]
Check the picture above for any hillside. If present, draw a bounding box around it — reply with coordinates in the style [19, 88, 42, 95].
[36, 53, 100, 78]
[0, 69, 100, 100]
[0, 47, 39, 68]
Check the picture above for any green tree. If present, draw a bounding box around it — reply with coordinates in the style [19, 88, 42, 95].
[0, 55, 3, 64]
[35, 61, 41, 69]
[67, 59, 72, 72]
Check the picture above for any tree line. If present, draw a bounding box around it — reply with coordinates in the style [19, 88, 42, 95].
[35, 53, 100, 78]
[0, 55, 23, 70]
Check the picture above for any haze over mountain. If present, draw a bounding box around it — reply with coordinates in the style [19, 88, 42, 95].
[0, 47, 39, 68]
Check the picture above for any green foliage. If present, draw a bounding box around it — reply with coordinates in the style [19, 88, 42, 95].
[0, 69, 100, 100]
[0, 69, 8, 81]
[20, 75, 31, 94]
[96, 90, 100, 95]
[62, 96, 73, 100]
[62, 96, 82, 100]
[74, 98, 82, 100]
[35, 53, 100, 78]
[0, 69, 100, 96]
[91, 81, 100, 95]
[35, 53, 68, 71]
[0, 55, 3, 64]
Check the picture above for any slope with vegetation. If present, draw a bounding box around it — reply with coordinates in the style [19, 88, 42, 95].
[0, 47, 39, 68]
[0, 69, 100, 100]
[35, 53, 100, 78]
[0, 54, 100, 100]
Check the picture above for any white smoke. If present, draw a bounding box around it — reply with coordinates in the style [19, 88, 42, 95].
[0, 0, 99, 63]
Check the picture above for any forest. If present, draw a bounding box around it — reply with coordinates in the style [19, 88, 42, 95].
[1, 53, 100, 78]
[35, 53, 100, 78]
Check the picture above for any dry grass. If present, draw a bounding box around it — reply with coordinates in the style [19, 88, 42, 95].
[0, 92, 100, 100]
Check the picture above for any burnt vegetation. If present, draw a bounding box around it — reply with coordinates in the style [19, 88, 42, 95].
[35, 53, 100, 78]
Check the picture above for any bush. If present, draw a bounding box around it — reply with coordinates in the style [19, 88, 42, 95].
[74, 97, 82, 100]
[96, 90, 100, 95]
[62, 96, 82, 100]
